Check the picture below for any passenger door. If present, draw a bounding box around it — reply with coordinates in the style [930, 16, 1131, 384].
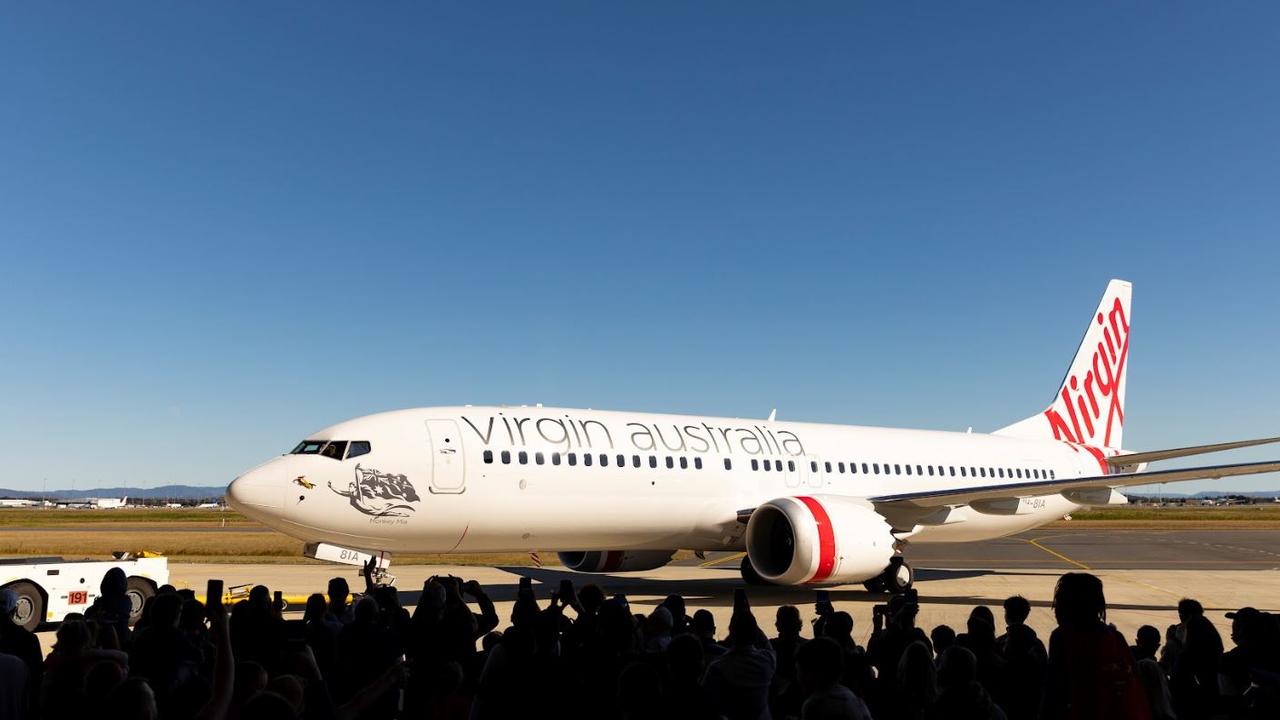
[425, 419, 465, 494]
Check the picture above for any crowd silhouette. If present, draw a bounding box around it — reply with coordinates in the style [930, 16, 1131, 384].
[0, 564, 1277, 720]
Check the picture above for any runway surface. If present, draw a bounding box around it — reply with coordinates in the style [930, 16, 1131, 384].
[31, 526, 1280, 655]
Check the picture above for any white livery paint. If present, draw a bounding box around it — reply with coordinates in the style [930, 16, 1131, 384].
[227, 280, 1280, 588]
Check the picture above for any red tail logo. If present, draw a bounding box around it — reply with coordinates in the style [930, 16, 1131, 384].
[1044, 297, 1129, 447]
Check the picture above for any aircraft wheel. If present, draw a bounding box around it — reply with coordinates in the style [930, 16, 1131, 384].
[125, 577, 156, 626]
[739, 555, 772, 586]
[883, 559, 914, 594]
[4, 581, 44, 632]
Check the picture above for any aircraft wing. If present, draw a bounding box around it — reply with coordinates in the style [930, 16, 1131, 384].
[1107, 435, 1280, 467]
[868, 460, 1280, 509]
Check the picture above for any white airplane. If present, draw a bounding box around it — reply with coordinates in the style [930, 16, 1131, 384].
[227, 280, 1280, 590]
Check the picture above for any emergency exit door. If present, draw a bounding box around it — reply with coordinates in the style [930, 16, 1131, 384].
[425, 419, 465, 494]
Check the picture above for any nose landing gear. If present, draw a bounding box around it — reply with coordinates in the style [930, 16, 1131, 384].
[863, 556, 913, 594]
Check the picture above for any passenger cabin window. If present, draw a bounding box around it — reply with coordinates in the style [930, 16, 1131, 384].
[666, 457, 674, 469]
[535, 452, 545, 465]
[695, 457, 703, 470]
[810, 461, 818, 473]
[787, 460, 795, 472]
[518, 451, 528, 465]
[825, 462, 832, 473]
[584, 454, 593, 466]
[347, 441, 371, 459]
[905, 465, 912, 476]
[850, 462, 858, 474]
[568, 453, 577, 466]
[483, 450, 494, 464]
[680, 457, 688, 469]
[552, 452, 561, 466]
[649, 456, 658, 468]
[617, 454, 626, 467]
[633, 455, 641, 468]
[751, 459, 759, 471]
[838, 462, 845, 473]
[724, 458, 733, 470]
[501, 451, 511, 464]
[599, 454, 608, 467]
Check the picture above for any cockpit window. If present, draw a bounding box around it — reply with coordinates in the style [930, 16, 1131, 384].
[321, 441, 348, 460]
[291, 439, 369, 460]
[291, 440, 326, 455]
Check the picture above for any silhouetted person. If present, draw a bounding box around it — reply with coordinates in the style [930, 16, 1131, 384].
[999, 624, 1046, 720]
[892, 640, 937, 720]
[1040, 572, 1149, 720]
[704, 609, 776, 720]
[42, 619, 128, 720]
[661, 594, 692, 636]
[644, 606, 674, 654]
[0, 650, 27, 720]
[926, 646, 1005, 720]
[102, 677, 159, 720]
[1135, 658, 1177, 720]
[998, 595, 1045, 662]
[1132, 625, 1161, 663]
[693, 609, 727, 660]
[796, 637, 872, 720]
[821, 611, 874, 700]
[957, 606, 1007, 710]
[870, 594, 931, 703]
[88, 567, 133, 646]
[930, 625, 956, 666]
[666, 634, 717, 720]
[770, 605, 809, 719]
[1158, 623, 1183, 676]
[1171, 612, 1223, 720]
[0, 589, 41, 717]
[302, 593, 339, 681]
[327, 576, 352, 623]
[618, 660, 665, 720]
[129, 592, 202, 714]
[1222, 609, 1280, 720]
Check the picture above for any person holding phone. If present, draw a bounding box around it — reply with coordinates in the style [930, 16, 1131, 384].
[704, 593, 776, 720]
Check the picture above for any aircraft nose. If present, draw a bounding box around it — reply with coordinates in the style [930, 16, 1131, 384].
[226, 471, 283, 512]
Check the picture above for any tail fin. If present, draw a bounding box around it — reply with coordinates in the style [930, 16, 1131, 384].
[996, 279, 1132, 448]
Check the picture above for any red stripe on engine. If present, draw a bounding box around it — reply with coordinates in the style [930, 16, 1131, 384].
[601, 550, 624, 572]
[796, 496, 836, 583]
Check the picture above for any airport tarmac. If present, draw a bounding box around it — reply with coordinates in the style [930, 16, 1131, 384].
[34, 526, 1280, 652]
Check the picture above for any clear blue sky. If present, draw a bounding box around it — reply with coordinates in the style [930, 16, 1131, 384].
[2, 4, 1277, 493]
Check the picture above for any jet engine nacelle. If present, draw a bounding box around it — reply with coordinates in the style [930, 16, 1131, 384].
[745, 495, 896, 585]
[558, 550, 676, 573]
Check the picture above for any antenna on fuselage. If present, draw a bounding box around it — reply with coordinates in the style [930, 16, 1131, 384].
[768, 408, 777, 422]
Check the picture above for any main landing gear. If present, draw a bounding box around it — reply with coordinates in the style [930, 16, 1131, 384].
[740, 554, 773, 586]
[863, 556, 914, 594]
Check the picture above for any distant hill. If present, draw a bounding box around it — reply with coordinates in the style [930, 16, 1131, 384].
[0, 485, 225, 501]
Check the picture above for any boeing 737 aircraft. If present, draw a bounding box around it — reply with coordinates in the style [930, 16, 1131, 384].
[227, 280, 1280, 590]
